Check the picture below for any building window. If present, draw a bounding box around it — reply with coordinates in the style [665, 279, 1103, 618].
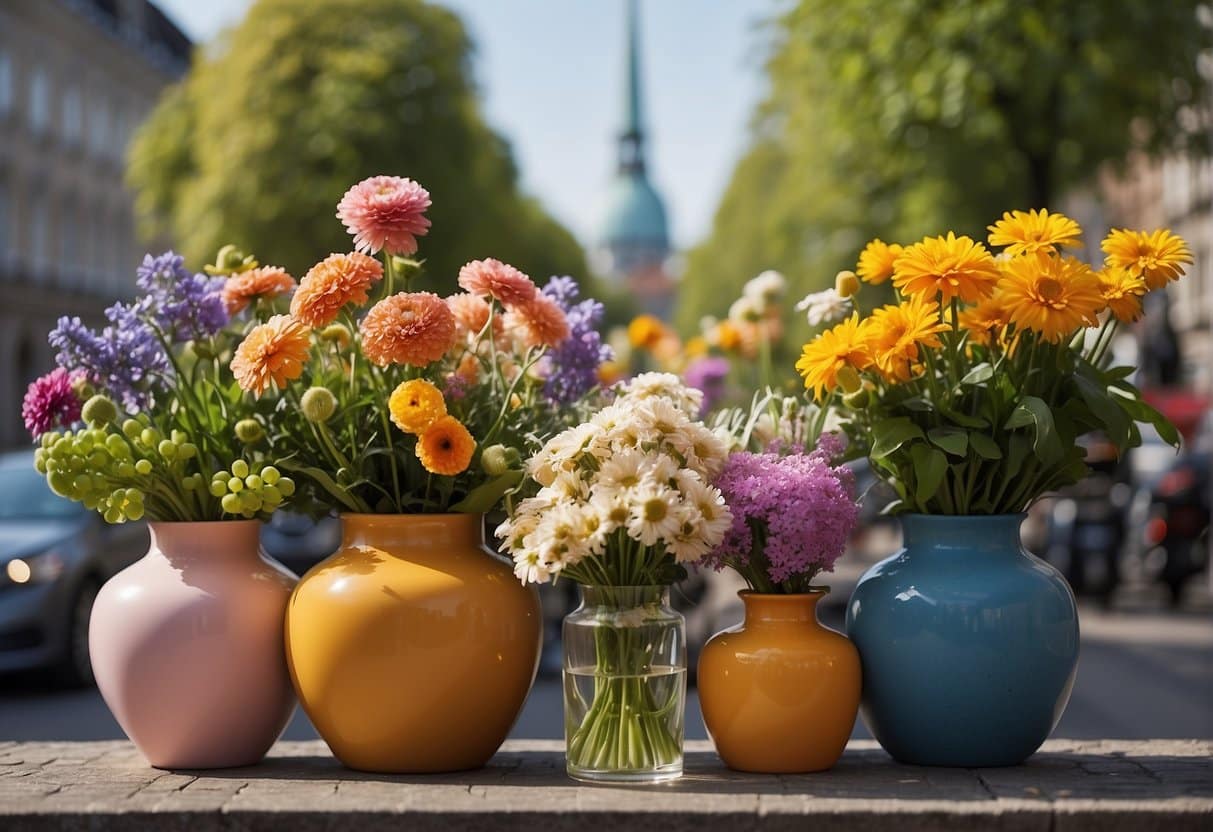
[62, 85, 82, 146]
[28, 66, 50, 135]
[89, 98, 109, 158]
[29, 193, 50, 278]
[0, 49, 13, 116]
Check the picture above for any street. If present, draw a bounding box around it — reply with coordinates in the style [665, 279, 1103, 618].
[1, 603, 1209, 745]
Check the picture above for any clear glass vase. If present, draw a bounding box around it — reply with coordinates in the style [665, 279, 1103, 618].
[562, 585, 686, 783]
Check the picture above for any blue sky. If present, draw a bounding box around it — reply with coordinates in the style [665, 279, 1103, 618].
[155, 0, 778, 250]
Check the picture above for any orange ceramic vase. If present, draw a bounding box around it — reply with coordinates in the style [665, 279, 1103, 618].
[284, 513, 542, 773]
[698, 591, 861, 773]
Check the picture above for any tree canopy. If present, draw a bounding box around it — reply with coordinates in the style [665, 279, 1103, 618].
[679, 0, 1211, 331]
[128, 0, 586, 288]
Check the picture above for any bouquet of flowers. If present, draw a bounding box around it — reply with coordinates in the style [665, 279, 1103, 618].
[499, 373, 731, 777]
[231, 175, 610, 515]
[795, 210, 1186, 514]
[25, 251, 297, 522]
[706, 433, 858, 594]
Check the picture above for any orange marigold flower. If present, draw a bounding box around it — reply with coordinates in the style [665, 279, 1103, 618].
[1000, 251, 1104, 342]
[457, 259, 536, 307]
[1101, 228, 1192, 290]
[987, 209, 1082, 256]
[359, 291, 458, 367]
[864, 295, 948, 382]
[222, 266, 296, 314]
[388, 379, 447, 435]
[795, 313, 872, 400]
[893, 232, 1001, 305]
[231, 314, 311, 396]
[291, 252, 384, 327]
[857, 239, 903, 284]
[1098, 267, 1148, 324]
[416, 415, 476, 476]
[505, 293, 571, 348]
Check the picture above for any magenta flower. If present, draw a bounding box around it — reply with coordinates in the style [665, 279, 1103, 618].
[336, 175, 432, 256]
[22, 368, 83, 439]
[707, 436, 858, 592]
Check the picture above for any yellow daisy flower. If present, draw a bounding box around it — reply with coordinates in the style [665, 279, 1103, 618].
[1101, 228, 1193, 290]
[893, 232, 1002, 305]
[987, 209, 1082, 256]
[857, 239, 903, 285]
[628, 315, 667, 350]
[999, 251, 1104, 342]
[865, 295, 949, 382]
[1097, 267, 1149, 324]
[416, 415, 476, 476]
[388, 379, 447, 435]
[957, 295, 1011, 347]
[795, 313, 872, 401]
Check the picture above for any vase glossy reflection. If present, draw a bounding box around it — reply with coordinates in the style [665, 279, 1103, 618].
[285, 513, 542, 773]
[698, 591, 860, 773]
[89, 521, 298, 769]
[846, 514, 1079, 767]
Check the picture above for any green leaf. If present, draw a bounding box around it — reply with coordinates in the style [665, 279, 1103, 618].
[960, 364, 994, 385]
[910, 444, 948, 505]
[1004, 396, 1063, 465]
[928, 427, 969, 457]
[938, 405, 989, 429]
[870, 418, 926, 460]
[449, 470, 524, 514]
[968, 432, 1003, 460]
[1073, 374, 1133, 451]
[1116, 395, 1182, 448]
[276, 461, 365, 512]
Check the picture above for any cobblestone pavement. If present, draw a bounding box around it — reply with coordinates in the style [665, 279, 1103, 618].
[0, 739, 1209, 831]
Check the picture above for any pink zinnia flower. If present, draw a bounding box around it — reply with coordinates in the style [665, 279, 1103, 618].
[457, 259, 536, 307]
[22, 368, 83, 438]
[505, 294, 571, 348]
[336, 176, 432, 256]
[359, 292, 458, 367]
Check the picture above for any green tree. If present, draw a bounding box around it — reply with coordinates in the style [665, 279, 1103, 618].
[680, 0, 1211, 331]
[128, 0, 586, 288]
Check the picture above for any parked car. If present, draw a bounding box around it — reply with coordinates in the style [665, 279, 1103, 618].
[0, 451, 147, 685]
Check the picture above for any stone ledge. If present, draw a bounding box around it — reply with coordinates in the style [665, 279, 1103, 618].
[0, 739, 1209, 831]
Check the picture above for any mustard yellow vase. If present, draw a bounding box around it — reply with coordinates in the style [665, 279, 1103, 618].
[698, 591, 860, 773]
[284, 513, 542, 773]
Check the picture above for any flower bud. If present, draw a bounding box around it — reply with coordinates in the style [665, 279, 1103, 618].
[319, 324, 352, 349]
[835, 365, 862, 394]
[261, 466, 281, 485]
[81, 395, 118, 427]
[835, 270, 861, 298]
[235, 419, 265, 444]
[842, 387, 870, 409]
[480, 445, 512, 477]
[134, 459, 153, 475]
[231, 459, 250, 479]
[301, 387, 338, 423]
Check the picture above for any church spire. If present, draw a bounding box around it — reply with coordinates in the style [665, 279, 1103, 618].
[618, 0, 646, 176]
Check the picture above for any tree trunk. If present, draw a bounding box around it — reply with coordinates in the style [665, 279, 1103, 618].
[1026, 152, 1054, 210]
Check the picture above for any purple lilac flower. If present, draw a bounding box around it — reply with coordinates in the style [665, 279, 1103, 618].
[683, 357, 730, 413]
[135, 252, 229, 342]
[707, 436, 858, 586]
[21, 368, 83, 438]
[541, 276, 612, 404]
[49, 303, 172, 412]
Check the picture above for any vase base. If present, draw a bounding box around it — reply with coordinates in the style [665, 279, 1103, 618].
[566, 762, 682, 784]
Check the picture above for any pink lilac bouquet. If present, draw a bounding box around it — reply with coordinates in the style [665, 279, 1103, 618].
[706, 433, 859, 593]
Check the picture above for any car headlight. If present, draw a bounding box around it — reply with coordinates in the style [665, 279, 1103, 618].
[3, 551, 66, 587]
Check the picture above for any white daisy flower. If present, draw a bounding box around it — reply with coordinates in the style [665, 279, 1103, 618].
[743, 270, 787, 305]
[513, 549, 553, 584]
[795, 288, 851, 327]
[728, 294, 765, 324]
[626, 483, 682, 546]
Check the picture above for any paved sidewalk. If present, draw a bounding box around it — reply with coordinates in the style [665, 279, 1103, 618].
[0, 739, 1209, 830]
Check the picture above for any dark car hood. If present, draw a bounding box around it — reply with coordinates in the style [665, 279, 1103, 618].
[0, 519, 86, 562]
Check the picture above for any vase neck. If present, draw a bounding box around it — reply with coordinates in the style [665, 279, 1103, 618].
[741, 591, 825, 626]
[148, 521, 262, 566]
[339, 513, 485, 550]
[578, 585, 669, 609]
[899, 514, 1026, 558]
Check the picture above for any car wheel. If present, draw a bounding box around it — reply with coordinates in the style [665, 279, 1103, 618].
[55, 578, 100, 687]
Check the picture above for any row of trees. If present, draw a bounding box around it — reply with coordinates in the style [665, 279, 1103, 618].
[678, 0, 1211, 331]
[129, 0, 586, 288]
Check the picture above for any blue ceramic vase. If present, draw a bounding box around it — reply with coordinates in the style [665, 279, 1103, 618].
[846, 514, 1079, 767]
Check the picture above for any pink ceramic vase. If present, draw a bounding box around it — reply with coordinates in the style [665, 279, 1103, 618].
[89, 520, 297, 769]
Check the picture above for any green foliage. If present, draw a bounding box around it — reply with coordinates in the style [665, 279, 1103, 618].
[680, 0, 1210, 329]
[128, 0, 587, 288]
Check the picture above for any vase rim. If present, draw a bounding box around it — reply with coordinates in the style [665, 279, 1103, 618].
[738, 589, 829, 599]
[147, 519, 262, 528]
[898, 512, 1027, 520]
[338, 512, 485, 520]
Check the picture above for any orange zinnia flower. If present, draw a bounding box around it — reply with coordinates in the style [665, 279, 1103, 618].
[447, 292, 495, 339]
[291, 252, 384, 327]
[359, 292, 458, 367]
[222, 266, 297, 314]
[231, 315, 311, 396]
[505, 293, 571, 348]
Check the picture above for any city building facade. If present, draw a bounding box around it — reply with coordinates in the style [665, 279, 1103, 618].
[0, 0, 188, 447]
